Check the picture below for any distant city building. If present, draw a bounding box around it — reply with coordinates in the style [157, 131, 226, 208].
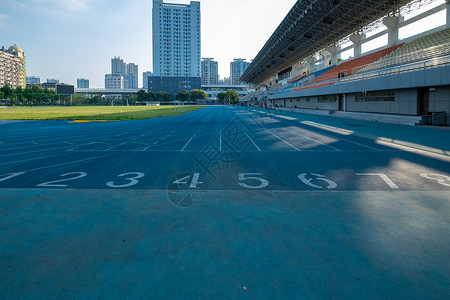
[126, 63, 139, 89]
[230, 58, 250, 85]
[152, 0, 201, 78]
[46, 78, 60, 84]
[105, 74, 123, 89]
[41, 82, 58, 89]
[201, 58, 219, 85]
[0, 45, 26, 88]
[111, 57, 126, 76]
[202, 84, 250, 99]
[148, 76, 201, 96]
[143, 71, 153, 90]
[26, 76, 40, 86]
[218, 77, 231, 85]
[77, 78, 89, 89]
[109, 57, 138, 89]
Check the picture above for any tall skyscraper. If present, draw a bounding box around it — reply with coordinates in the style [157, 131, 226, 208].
[111, 57, 126, 75]
[152, 0, 201, 77]
[126, 63, 139, 89]
[201, 58, 219, 85]
[230, 59, 250, 85]
[77, 78, 89, 88]
[109, 57, 138, 89]
[0, 45, 26, 89]
[143, 71, 153, 90]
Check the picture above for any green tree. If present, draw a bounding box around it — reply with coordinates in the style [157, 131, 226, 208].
[1, 84, 14, 100]
[190, 89, 207, 101]
[176, 90, 190, 102]
[0, 91, 4, 99]
[217, 92, 226, 102]
[157, 92, 172, 102]
[31, 84, 43, 94]
[225, 89, 240, 105]
[137, 90, 148, 102]
[147, 91, 155, 101]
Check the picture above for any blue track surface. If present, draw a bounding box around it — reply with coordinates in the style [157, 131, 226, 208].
[1, 106, 449, 299]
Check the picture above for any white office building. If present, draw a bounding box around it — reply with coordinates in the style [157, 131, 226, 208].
[152, 0, 201, 77]
[105, 74, 123, 89]
[230, 59, 250, 85]
[201, 58, 218, 85]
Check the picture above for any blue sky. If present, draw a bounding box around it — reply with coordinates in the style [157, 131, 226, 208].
[0, 0, 446, 88]
[0, 0, 296, 87]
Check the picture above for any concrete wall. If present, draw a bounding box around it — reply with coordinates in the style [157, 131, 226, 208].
[346, 89, 418, 115]
[429, 86, 450, 124]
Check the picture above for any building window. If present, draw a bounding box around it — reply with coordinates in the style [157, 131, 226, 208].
[355, 90, 395, 102]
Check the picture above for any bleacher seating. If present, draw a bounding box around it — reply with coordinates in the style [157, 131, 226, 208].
[308, 44, 404, 84]
[357, 28, 450, 73]
[292, 81, 335, 91]
[288, 73, 308, 84]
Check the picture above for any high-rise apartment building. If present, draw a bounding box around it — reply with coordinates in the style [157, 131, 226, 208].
[201, 58, 219, 85]
[230, 59, 250, 85]
[143, 71, 153, 90]
[126, 63, 139, 89]
[111, 57, 126, 76]
[152, 0, 201, 77]
[110, 57, 138, 89]
[0, 45, 26, 89]
[77, 78, 89, 89]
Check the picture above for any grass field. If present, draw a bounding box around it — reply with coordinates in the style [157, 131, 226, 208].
[0, 105, 206, 121]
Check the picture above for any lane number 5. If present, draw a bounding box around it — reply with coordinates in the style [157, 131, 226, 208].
[238, 173, 269, 189]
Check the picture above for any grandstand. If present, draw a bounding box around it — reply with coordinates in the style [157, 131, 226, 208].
[240, 0, 450, 126]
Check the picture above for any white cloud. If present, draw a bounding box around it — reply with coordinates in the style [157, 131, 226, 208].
[0, 13, 10, 27]
[30, 0, 89, 11]
[63, 0, 89, 11]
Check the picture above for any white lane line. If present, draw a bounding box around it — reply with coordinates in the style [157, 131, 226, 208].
[0, 152, 76, 166]
[264, 128, 301, 151]
[242, 128, 261, 152]
[334, 135, 381, 151]
[284, 127, 341, 151]
[20, 152, 121, 173]
[0, 144, 76, 158]
[181, 135, 195, 151]
[66, 149, 403, 153]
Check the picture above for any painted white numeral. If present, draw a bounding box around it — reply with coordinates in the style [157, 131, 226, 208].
[298, 173, 337, 190]
[172, 173, 203, 189]
[355, 173, 398, 189]
[36, 172, 87, 187]
[238, 173, 269, 189]
[420, 173, 450, 187]
[0, 172, 26, 183]
[106, 172, 145, 188]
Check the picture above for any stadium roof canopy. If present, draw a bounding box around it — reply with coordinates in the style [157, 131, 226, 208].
[241, 0, 413, 84]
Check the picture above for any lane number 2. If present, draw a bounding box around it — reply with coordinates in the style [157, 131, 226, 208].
[36, 172, 87, 187]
